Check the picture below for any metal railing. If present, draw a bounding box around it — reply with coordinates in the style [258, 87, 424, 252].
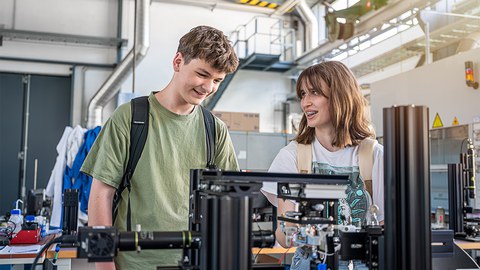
[230, 16, 296, 62]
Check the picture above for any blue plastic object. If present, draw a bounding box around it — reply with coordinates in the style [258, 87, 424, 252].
[317, 264, 327, 270]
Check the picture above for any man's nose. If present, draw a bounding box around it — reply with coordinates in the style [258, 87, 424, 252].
[202, 80, 215, 93]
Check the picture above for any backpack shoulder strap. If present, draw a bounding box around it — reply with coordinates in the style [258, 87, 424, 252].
[358, 138, 377, 199]
[297, 143, 312, 174]
[201, 106, 216, 169]
[112, 96, 149, 231]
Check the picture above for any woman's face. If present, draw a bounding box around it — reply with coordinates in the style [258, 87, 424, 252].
[299, 79, 331, 129]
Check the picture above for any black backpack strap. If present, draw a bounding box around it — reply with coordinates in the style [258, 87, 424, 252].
[201, 106, 216, 169]
[112, 96, 149, 231]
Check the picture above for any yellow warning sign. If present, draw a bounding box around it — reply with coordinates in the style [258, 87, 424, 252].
[452, 117, 459, 126]
[433, 113, 444, 128]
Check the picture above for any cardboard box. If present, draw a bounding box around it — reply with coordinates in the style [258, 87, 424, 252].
[212, 111, 260, 132]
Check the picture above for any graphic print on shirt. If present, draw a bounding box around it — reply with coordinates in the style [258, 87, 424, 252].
[312, 162, 371, 224]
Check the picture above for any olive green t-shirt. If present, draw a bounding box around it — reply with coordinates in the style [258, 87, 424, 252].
[81, 92, 239, 270]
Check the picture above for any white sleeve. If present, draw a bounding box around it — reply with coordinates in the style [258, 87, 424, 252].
[261, 142, 298, 206]
[372, 143, 384, 222]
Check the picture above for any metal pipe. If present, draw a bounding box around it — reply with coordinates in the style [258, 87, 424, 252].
[117, 0, 124, 64]
[86, 0, 150, 128]
[296, 0, 318, 51]
[272, 0, 302, 16]
[425, 22, 431, 65]
[18, 74, 31, 203]
[33, 159, 38, 190]
[383, 105, 431, 270]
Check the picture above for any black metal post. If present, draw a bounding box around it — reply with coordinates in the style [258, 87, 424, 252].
[383, 105, 431, 270]
[201, 196, 219, 270]
[448, 163, 465, 235]
[62, 189, 79, 235]
[188, 169, 201, 267]
[18, 74, 31, 203]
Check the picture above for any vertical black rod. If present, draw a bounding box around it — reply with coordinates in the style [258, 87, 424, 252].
[202, 197, 219, 270]
[62, 189, 79, 235]
[383, 105, 431, 270]
[18, 74, 31, 202]
[219, 197, 234, 270]
[116, 0, 123, 64]
[448, 163, 464, 234]
[218, 196, 252, 270]
[188, 169, 200, 267]
[238, 197, 252, 270]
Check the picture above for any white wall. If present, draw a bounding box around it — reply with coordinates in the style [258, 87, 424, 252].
[0, 0, 293, 132]
[371, 47, 480, 137]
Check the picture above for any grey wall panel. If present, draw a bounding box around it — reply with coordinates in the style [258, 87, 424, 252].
[230, 131, 294, 171]
[230, 132, 248, 170]
[0, 73, 71, 216]
[0, 73, 24, 215]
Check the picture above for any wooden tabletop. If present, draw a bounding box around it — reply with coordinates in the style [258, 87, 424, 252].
[455, 239, 480, 250]
[252, 247, 296, 254]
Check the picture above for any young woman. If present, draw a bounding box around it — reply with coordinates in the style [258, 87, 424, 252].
[262, 61, 384, 269]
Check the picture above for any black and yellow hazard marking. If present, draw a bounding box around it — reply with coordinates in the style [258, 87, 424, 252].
[238, 0, 278, 9]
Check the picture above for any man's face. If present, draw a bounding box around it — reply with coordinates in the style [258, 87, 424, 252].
[173, 53, 226, 106]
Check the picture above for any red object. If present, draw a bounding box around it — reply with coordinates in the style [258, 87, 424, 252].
[10, 228, 41, 244]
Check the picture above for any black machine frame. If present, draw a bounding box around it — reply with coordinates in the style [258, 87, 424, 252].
[74, 170, 349, 270]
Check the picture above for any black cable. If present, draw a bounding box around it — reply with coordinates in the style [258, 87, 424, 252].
[31, 236, 62, 270]
[254, 246, 263, 262]
[253, 219, 264, 262]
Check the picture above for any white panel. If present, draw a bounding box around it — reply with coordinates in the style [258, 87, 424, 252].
[0, 60, 71, 75]
[1, 41, 117, 65]
[12, 0, 117, 37]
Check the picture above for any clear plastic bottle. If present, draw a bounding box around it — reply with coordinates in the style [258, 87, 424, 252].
[8, 209, 24, 237]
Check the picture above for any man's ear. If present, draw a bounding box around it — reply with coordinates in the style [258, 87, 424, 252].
[173, 52, 183, 72]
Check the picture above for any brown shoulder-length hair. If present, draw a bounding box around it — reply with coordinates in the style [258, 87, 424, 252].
[177, 25, 239, 74]
[294, 61, 374, 147]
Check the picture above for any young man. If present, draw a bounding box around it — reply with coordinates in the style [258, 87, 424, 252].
[81, 25, 240, 270]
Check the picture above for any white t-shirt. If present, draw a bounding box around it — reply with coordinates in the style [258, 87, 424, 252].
[262, 138, 384, 223]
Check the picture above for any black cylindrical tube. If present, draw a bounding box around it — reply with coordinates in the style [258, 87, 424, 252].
[252, 231, 275, 248]
[118, 231, 201, 251]
[188, 169, 201, 267]
[218, 195, 252, 270]
[62, 189, 79, 235]
[448, 163, 464, 234]
[383, 105, 431, 270]
[201, 197, 219, 270]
